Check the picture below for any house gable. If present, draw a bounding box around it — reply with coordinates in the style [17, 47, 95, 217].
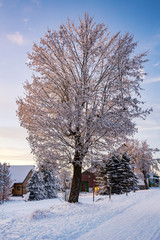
[10, 165, 35, 196]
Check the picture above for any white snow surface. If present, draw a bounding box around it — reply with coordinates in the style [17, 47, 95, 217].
[0, 189, 160, 240]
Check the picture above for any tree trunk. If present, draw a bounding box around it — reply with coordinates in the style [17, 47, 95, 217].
[68, 163, 82, 203]
[144, 177, 149, 189]
[143, 171, 149, 189]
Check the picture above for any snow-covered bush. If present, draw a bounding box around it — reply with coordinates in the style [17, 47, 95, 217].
[30, 209, 50, 220]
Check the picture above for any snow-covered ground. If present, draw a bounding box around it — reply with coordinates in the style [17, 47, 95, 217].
[0, 189, 160, 240]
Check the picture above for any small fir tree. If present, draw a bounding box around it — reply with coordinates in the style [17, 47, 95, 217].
[106, 154, 123, 194]
[44, 170, 58, 199]
[107, 153, 138, 195]
[28, 171, 47, 201]
[38, 163, 59, 199]
[121, 153, 139, 193]
[96, 153, 138, 195]
[1, 163, 12, 203]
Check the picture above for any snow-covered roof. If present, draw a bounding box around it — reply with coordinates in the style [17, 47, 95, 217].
[149, 172, 159, 179]
[10, 165, 35, 184]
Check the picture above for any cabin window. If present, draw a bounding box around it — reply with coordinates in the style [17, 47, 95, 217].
[17, 186, 21, 191]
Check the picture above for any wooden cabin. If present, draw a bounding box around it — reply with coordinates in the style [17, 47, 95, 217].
[10, 165, 35, 196]
[81, 168, 97, 192]
[81, 167, 147, 193]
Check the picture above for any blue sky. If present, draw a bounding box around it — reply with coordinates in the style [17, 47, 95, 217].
[0, 0, 160, 165]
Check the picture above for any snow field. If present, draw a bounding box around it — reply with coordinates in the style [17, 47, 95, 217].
[0, 189, 160, 240]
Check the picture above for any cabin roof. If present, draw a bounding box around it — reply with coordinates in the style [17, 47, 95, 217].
[82, 167, 96, 175]
[10, 165, 35, 184]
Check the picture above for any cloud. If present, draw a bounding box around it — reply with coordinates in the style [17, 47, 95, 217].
[153, 62, 160, 68]
[0, 127, 27, 140]
[0, 127, 34, 165]
[23, 18, 29, 23]
[144, 76, 160, 84]
[31, 0, 40, 6]
[136, 118, 160, 131]
[0, 147, 33, 165]
[138, 126, 160, 131]
[7, 32, 25, 45]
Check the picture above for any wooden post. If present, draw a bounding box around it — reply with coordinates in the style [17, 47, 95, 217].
[93, 187, 95, 202]
[126, 186, 128, 196]
[64, 179, 67, 201]
[109, 186, 111, 200]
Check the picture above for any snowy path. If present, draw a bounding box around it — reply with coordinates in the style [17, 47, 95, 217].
[0, 189, 160, 240]
[78, 189, 160, 240]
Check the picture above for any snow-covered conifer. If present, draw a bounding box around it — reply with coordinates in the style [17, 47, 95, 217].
[0, 163, 12, 203]
[43, 170, 58, 199]
[119, 153, 138, 193]
[96, 153, 138, 195]
[28, 171, 47, 201]
[106, 153, 138, 194]
[38, 163, 60, 199]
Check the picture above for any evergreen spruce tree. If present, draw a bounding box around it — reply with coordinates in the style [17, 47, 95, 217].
[44, 170, 58, 199]
[107, 153, 138, 194]
[107, 154, 123, 194]
[28, 171, 47, 201]
[1, 163, 12, 203]
[121, 153, 139, 193]
[38, 163, 59, 199]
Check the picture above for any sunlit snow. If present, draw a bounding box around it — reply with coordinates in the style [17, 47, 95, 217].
[0, 189, 160, 240]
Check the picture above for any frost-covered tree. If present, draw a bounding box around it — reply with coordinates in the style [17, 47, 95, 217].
[119, 140, 160, 189]
[28, 171, 47, 201]
[0, 163, 12, 203]
[59, 168, 71, 190]
[17, 13, 151, 202]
